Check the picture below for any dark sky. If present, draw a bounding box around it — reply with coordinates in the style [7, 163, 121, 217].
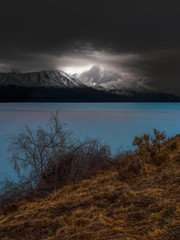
[0, 0, 180, 95]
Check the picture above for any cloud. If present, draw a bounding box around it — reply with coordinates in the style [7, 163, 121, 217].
[0, 47, 179, 95]
[135, 49, 180, 95]
[0, 0, 180, 56]
[77, 65, 152, 92]
[78, 65, 121, 84]
[0, 52, 60, 73]
[0, 0, 179, 95]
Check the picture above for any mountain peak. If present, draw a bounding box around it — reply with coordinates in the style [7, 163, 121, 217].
[0, 70, 86, 88]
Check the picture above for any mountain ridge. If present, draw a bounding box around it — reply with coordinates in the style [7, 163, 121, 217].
[0, 70, 179, 102]
[0, 70, 86, 88]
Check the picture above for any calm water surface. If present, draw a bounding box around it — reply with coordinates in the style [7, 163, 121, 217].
[0, 102, 180, 181]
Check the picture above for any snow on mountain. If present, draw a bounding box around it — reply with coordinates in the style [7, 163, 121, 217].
[91, 82, 134, 96]
[0, 70, 86, 88]
[91, 79, 152, 96]
[0, 70, 178, 102]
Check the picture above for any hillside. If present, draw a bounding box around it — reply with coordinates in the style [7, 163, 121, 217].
[0, 135, 180, 240]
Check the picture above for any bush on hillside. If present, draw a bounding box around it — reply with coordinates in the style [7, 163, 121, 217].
[117, 129, 178, 181]
[0, 112, 112, 210]
[133, 129, 177, 166]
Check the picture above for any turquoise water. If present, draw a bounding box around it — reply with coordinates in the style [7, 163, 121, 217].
[0, 102, 180, 181]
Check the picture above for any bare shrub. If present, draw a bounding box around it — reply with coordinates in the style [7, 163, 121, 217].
[0, 176, 34, 213]
[8, 111, 72, 187]
[43, 139, 112, 189]
[0, 111, 112, 209]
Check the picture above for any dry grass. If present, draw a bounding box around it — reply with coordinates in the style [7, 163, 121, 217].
[0, 135, 180, 240]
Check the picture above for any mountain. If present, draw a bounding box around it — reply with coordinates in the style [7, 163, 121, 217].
[0, 70, 179, 102]
[0, 70, 86, 88]
[92, 81, 180, 101]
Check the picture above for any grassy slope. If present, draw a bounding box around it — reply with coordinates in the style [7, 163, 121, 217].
[0, 136, 180, 240]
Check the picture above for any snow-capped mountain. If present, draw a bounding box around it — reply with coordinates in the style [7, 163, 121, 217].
[91, 80, 148, 95]
[0, 70, 179, 102]
[90, 81, 179, 101]
[0, 70, 86, 88]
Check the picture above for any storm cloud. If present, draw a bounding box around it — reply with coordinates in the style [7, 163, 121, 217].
[0, 0, 180, 94]
[78, 65, 121, 85]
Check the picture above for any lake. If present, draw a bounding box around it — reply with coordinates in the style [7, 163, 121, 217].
[0, 102, 180, 182]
